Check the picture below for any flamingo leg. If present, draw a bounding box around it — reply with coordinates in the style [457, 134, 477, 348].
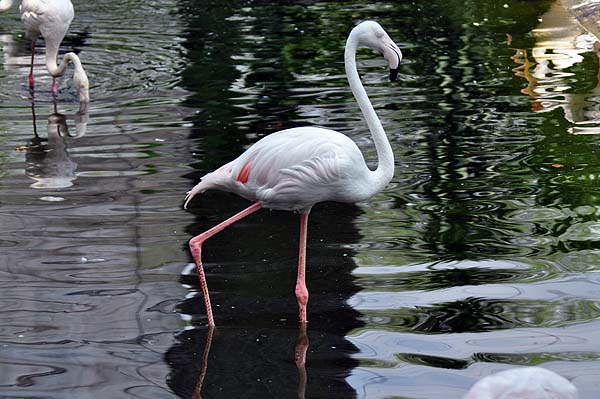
[28, 40, 35, 88]
[295, 212, 310, 323]
[189, 202, 262, 327]
[51, 77, 57, 95]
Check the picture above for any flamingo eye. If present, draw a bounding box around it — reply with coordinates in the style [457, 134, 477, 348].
[376, 30, 384, 38]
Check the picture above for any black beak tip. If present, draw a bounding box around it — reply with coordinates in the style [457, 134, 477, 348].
[389, 68, 399, 82]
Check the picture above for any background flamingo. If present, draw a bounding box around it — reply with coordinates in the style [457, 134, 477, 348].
[0, 0, 89, 111]
[464, 367, 577, 398]
[185, 20, 402, 327]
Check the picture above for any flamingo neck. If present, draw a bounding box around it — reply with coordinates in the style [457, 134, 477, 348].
[45, 42, 90, 108]
[45, 42, 81, 78]
[344, 32, 394, 192]
[0, 0, 14, 12]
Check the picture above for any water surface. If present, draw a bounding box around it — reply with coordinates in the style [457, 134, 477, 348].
[1, 0, 600, 398]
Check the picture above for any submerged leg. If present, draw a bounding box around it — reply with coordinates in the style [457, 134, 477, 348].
[295, 322, 309, 398]
[295, 212, 310, 323]
[192, 325, 215, 399]
[189, 202, 262, 327]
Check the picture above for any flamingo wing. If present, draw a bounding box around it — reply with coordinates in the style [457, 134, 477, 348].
[20, 0, 45, 36]
[20, 0, 73, 40]
[255, 144, 344, 211]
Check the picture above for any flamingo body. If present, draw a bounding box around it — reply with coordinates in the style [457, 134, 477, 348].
[21, 0, 73, 42]
[465, 367, 578, 399]
[186, 20, 402, 326]
[186, 126, 378, 213]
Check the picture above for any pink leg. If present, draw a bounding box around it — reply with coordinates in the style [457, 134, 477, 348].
[295, 213, 310, 323]
[51, 77, 57, 95]
[189, 202, 262, 327]
[28, 41, 35, 88]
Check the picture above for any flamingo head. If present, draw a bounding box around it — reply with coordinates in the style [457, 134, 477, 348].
[353, 20, 402, 81]
[73, 67, 90, 113]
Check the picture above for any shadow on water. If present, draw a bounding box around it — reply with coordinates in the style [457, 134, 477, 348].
[167, 203, 365, 399]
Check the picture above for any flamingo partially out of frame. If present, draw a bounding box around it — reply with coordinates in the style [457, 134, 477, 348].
[184, 20, 402, 327]
[0, 0, 89, 111]
[464, 367, 577, 398]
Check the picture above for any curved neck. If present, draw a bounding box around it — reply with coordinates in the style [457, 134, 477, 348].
[0, 0, 14, 12]
[45, 43, 82, 78]
[344, 33, 394, 191]
[45, 42, 89, 109]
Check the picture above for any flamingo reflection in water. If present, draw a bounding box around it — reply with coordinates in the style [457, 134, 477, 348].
[25, 94, 88, 190]
[26, 112, 88, 190]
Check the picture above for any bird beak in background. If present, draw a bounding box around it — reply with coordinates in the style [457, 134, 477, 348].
[389, 67, 400, 82]
[383, 41, 402, 82]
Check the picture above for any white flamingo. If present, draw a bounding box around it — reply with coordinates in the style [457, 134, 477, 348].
[184, 20, 402, 327]
[0, 0, 89, 110]
[465, 367, 578, 399]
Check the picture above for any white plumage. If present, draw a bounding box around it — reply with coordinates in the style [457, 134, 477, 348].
[21, 0, 73, 44]
[465, 367, 578, 399]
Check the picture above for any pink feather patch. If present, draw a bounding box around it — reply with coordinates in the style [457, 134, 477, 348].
[236, 163, 252, 183]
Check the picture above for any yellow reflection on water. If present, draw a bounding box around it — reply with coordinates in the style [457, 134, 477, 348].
[511, 0, 600, 134]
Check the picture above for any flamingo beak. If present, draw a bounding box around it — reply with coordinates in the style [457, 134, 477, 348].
[383, 42, 402, 82]
[73, 69, 90, 113]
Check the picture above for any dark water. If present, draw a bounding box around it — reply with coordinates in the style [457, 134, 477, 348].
[1, 0, 600, 398]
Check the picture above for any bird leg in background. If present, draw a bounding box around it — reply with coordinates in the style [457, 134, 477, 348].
[189, 202, 263, 327]
[28, 41, 35, 88]
[51, 77, 57, 95]
[295, 322, 309, 399]
[295, 213, 310, 323]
